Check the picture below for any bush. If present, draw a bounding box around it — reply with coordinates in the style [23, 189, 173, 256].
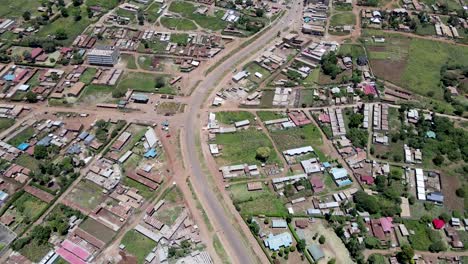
[319, 235, 326, 244]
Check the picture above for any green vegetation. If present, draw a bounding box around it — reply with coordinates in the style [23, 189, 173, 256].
[256, 111, 286, 122]
[123, 177, 156, 200]
[79, 218, 115, 243]
[19, 240, 51, 263]
[79, 68, 97, 84]
[216, 111, 255, 125]
[403, 220, 444, 251]
[229, 182, 268, 202]
[160, 17, 197, 31]
[244, 62, 271, 83]
[236, 190, 287, 216]
[121, 230, 157, 264]
[269, 124, 323, 151]
[168, 1, 227, 31]
[37, 6, 95, 45]
[0, 118, 14, 133]
[86, 0, 119, 10]
[8, 127, 34, 146]
[338, 44, 366, 59]
[170, 33, 189, 45]
[214, 128, 280, 165]
[117, 72, 175, 95]
[0, 0, 42, 18]
[145, 2, 162, 23]
[121, 54, 137, 69]
[156, 205, 184, 225]
[329, 12, 355, 27]
[213, 235, 230, 264]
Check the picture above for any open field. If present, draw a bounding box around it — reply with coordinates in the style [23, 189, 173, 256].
[145, 2, 162, 23]
[15, 154, 41, 172]
[78, 85, 115, 105]
[67, 180, 106, 211]
[214, 128, 280, 166]
[160, 17, 197, 31]
[86, 0, 120, 10]
[236, 189, 286, 216]
[229, 182, 270, 203]
[0, 0, 42, 18]
[79, 68, 98, 84]
[0, 118, 14, 133]
[19, 241, 51, 263]
[216, 111, 255, 125]
[121, 230, 157, 263]
[269, 124, 323, 151]
[338, 44, 366, 59]
[256, 111, 287, 122]
[168, 1, 227, 31]
[244, 62, 271, 84]
[364, 30, 468, 100]
[37, 6, 94, 45]
[330, 12, 355, 27]
[79, 218, 115, 244]
[117, 72, 175, 94]
[7, 127, 34, 147]
[121, 54, 138, 70]
[403, 219, 443, 251]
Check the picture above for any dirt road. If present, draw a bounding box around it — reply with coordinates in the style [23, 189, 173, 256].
[180, 1, 303, 263]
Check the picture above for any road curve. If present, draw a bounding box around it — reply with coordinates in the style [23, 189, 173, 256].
[182, 2, 303, 264]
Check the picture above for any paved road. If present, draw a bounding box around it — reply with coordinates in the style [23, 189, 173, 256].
[182, 2, 303, 263]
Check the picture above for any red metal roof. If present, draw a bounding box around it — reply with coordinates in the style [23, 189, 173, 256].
[31, 48, 43, 59]
[432, 219, 445, 229]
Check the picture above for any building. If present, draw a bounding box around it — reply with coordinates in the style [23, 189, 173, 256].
[330, 168, 352, 186]
[307, 245, 325, 262]
[87, 46, 120, 66]
[264, 232, 292, 251]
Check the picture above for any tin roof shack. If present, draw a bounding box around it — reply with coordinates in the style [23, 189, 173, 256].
[330, 167, 352, 187]
[219, 164, 260, 178]
[282, 146, 314, 164]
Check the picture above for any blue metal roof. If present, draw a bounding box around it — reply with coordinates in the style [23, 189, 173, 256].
[144, 148, 157, 158]
[3, 74, 14, 81]
[17, 142, 29, 151]
[37, 136, 52, 146]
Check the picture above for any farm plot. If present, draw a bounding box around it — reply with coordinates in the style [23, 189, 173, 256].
[216, 111, 255, 125]
[214, 129, 280, 166]
[168, 1, 227, 31]
[79, 218, 116, 244]
[66, 180, 106, 211]
[117, 72, 176, 95]
[269, 124, 323, 151]
[121, 230, 157, 263]
[229, 182, 286, 216]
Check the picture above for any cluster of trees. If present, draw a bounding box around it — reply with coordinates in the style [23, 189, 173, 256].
[234, 17, 265, 33]
[440, 65, 468, 116]
[320, 52, 341, 79]
[255, 147, 271, 162]
[31, 156, 79, 188]
[353, 190, 402, 216]
[246, 216, 260, 235]
[12, 205, 83, 251]
[271, 244, 296, 260]
[168, 240, 192, 258]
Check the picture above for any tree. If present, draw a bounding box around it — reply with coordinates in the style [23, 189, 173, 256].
[155, 76, 165, 88]
[31, 225, 52, 244]
[55, 28, 68, 40]
[23, 50, 32, 61]
[34, 145, 48, 159]
[354, 190, 380, 214]
[455, 187, 466, 198]
[439, 212, 450, 222]
[23, 11, 31, 21]
[255, 147, 271, 161]
[397, 244, 414, 264]
[255, 8, 264, 17]
[26, 91, 38, 103]
[297, 239, 306, 252]
[364, 236, 380, 249]
[433, 155, 444, 166]
[349, 113, 364, 128]
[72, 0, 83, 6]
[319, 235, 326, 244]
[429, 241, 446, 252]
[61, 7, 69, 17]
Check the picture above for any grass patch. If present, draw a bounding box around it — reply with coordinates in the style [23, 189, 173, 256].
[213, 234, 230, 264]
[123, 177, 156, 200]
[403, 219, 442, 251]
[156, 205, 183, 225]
[171, 33, 189, 45]
[214, 128, 280, 166]
[216, 111, 255, 125]
[244, 62, 271, 84]
[121, 230, 157, 263]
[87, 0, 120, 10]
[0, 0, 42, 18]
[237, 191, 286, 216]
[13, 192, 48, 220]
[67, 180, 105, 210]
[168, 1, 227, 31]
[117, 72, 175, 94]
[330, 12, 355, 27]
[8, 127, 34, 146]
[269, 124, 323, 151]
[79, 218, 115, 244]
[146, 2, 162, 23]
[256, 111, 286, 122]
[338, 44, 366, 59]
[121, 54, 138, 69]
[0, 118, 14, 133]
[229, 182, 269, 203]
[79, 68, 97, 84]
[160, 17, 197, 31]
[37, 6, 94, 46]
[19, 241, 51, 263]
[15, 154, 41, 172]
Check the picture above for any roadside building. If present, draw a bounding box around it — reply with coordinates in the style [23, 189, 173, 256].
[87, 46, 120, 66]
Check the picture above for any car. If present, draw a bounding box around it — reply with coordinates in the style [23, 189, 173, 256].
[166, 134, 171, 138]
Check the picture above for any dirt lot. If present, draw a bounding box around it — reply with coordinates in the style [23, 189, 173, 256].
[369, 59, 407, 86]
[298, 219, 354, 264]
[441, 174, 464, 211]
